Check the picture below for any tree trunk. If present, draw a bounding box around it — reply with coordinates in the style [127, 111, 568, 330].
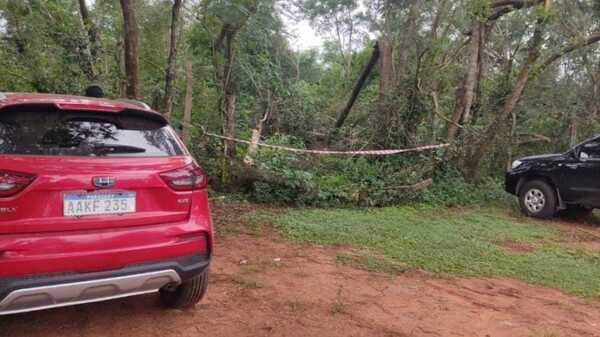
[377, 36, 393, 142]
[396, 0, 419, 85]
[78, 0, 100, 57]
[211, 8, 256, 188]
[244, 91, 271, 166]
[430, 91, 440, 143]
[77, 0, 100, 81]
[463, 18, 546, 180]
[446, 0, 547, 144]
[334, 43, 380, 129]
[163, 0, 184, 118]
[569, 113, 578, 148]
[488, 0, 546, 20]
[403, 49, 426, 145]
[431, 0, 448, 41]
[223, 92, 237, 158]
[182, 61, 194, 145]
[590, 70, 600, 118]
[119, 0, 141, 99]
[218, 28, 240, 160]
[506, 108, 517, 171]
[463, 11, 600, 180]
[468, 23, 488, 126]
[211, 3, 257, 164]
[447, 22, 482, 143]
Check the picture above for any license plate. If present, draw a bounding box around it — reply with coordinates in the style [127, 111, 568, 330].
[64, 192, 136, 217]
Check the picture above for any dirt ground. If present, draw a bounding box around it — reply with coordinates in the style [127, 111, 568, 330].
[1, 203, 600, 337]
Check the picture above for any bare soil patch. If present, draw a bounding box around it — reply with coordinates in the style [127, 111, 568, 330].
[1, 202, 599, 337]
[548, 214, 600, 252]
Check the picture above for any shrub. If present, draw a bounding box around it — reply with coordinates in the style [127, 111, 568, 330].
[420, 170, 510, 207]
[246, 135, 509, 207]
[195, 133, 510, 208]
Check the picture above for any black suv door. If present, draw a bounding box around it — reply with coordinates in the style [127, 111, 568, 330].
[559, 139, 600, 206]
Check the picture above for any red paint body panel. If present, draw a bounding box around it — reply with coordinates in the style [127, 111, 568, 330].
[0, 93, 213, 278]
[0, 191, 212, 277]
[0, 93, 157, 115]
[0, 156, 194, 232]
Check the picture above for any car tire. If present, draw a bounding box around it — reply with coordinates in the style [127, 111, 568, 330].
[518, 180, 557, 218]
[160, 270, 208, 309]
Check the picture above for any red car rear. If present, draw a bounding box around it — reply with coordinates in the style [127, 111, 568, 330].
[0, 93, 213, 315]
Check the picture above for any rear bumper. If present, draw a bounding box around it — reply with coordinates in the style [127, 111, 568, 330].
[0, 253, 209, 315]
[0, 218, 213, 277]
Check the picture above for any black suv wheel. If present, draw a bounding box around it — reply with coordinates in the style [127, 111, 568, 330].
[160, 270, 208, 309]
[518, 180, 557, 218]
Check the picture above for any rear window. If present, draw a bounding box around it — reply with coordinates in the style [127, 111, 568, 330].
[0, 106, 185, 157]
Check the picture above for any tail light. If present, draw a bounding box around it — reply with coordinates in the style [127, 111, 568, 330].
[0, 171, 36, 197]
[160, 163, 208, 191]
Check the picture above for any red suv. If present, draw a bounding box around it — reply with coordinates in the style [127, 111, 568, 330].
[0, 93, 213, 315]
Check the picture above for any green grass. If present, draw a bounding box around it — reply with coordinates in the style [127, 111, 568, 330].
[336, 251, 409, 275]
[271, 206, 600, 298]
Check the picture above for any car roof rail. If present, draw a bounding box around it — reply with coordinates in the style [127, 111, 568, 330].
[116, 99, 152, 110]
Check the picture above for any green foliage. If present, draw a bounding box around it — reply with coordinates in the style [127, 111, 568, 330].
[421, 170, 510, 207]
[466, 0, 492, 21]
[249, 137, 507, 207]
[252, 134, 317, 204]
[0, 0, 89, 93]
[2, 0, 600, 207]
[271, 206, 600, 297]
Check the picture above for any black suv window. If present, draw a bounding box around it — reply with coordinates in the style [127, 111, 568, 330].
[0, 106, 184, 157]
[580, 141, 600, 160]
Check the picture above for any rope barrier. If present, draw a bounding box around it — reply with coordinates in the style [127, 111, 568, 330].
[174, 119, 450, 156]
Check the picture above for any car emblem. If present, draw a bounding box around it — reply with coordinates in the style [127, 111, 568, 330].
[0, 207, 16, 214]
[93, 177, 115, 188]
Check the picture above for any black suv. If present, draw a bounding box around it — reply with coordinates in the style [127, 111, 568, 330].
[506, 136, 600, 218]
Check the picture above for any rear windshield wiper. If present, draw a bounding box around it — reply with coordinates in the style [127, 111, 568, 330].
[92, 144, 147, 155]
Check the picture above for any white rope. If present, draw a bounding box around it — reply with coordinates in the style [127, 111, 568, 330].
[175, 119, 450, 156]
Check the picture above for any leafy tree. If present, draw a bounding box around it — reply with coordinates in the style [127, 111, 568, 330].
[3, 0, 600, 205]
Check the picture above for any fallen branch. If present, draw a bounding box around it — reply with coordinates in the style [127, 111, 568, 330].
[431, 90, 466, 131]
[488, 0, 545, 21]
[227, 160, 314, 195]
[381, 179, 434, 192]
[334, 43, 380, 129]
[201, 129, 449, 156]
[172, 118, 450, 157]
[517, 133, 551, 145]
[538, 32, 600, 74]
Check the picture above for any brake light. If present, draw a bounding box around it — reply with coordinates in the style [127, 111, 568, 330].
[0, 171, 35, 197]
[160, 163, 208, 191]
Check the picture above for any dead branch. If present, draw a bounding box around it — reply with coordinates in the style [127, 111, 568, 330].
[381, 179, 434, 192]
[517, 133, 551, 145]
[334, 43, 381, 129]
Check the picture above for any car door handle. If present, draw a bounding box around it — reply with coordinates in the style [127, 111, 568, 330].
[562, 164, 579, 169]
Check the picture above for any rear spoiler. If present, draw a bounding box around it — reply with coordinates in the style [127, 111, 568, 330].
[0, 102, 168, 126]
[116, 99, 152, 111]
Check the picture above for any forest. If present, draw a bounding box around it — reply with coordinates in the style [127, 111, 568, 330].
[1, 0, 600, 207]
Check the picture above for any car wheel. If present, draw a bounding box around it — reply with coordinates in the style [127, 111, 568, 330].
[160, 270, 208, 309]
[518, 180, 557, 218]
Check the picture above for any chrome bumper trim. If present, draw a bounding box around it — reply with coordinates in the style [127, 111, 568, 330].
[0, 270, 181, 315]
